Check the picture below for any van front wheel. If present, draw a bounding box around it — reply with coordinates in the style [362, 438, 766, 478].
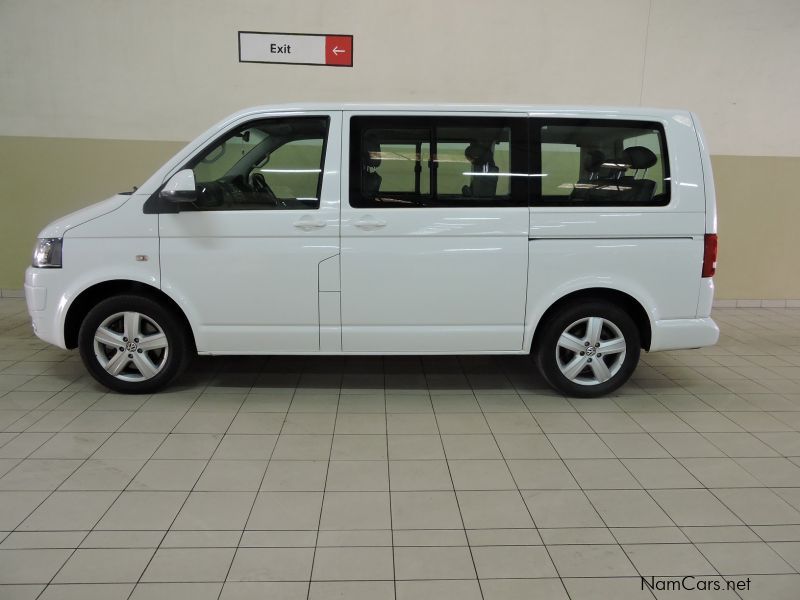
[78, 295, 191, 394]
[535, 301, 640, 398]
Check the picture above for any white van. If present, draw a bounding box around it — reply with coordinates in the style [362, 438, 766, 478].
[25, 104, 719, 397]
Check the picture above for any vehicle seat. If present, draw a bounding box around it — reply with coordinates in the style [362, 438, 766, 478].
[462, 143, 499, 197]
[619, 145, 657, 203]
[362, 135, 382, 197]
[569, 149, 607, 201]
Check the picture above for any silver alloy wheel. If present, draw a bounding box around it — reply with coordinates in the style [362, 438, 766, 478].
[92, 311, 169, 382]
[555, 316, 627, 386]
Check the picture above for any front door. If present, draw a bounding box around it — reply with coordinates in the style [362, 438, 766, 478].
[340, 113, 530, 352]
[159, 112, 341, 353]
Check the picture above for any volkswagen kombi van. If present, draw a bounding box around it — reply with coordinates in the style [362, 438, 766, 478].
[25, 104, 719, 397]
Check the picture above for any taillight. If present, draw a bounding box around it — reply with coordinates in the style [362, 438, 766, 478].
[702, 233, 717, 278]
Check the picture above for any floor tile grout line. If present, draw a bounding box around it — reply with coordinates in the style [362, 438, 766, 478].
[30, 388, 179, 600]
[525, 360, 770, 585]
[425, 357, 485, 600]
[1, 302, 796, 592]
[561, 430, 733, 595]
[552, 464, 656, 598]
[574, 361, 800, 565]
[494, 356, 620, 600]
[3, 387, 130, 578]
[120, 369, 225, 600]
[1, 571, 798, 588]
[583, 396, 797, 590]
[382, 358, 398, 600]
[303, 364, 341, 600]
[618, 389, 798, 585]
[8, 536, 800, 550]
[213, 357, 296, 600]
[621, 405, 796, 554]
[0, 387, 75, 433]
[701, 487, 800, 578]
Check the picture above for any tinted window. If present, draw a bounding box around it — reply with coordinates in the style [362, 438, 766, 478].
[350, 117, 526, 208]
[534, 120, 670, 206]
[184, 116, 328, 211]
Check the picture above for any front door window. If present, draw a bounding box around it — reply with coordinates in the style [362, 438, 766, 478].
[187, 117, 329, 211]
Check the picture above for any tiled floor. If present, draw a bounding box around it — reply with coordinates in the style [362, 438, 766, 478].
[1, 298, 800, 599]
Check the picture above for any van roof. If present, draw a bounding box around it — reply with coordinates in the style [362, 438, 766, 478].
[226, 103, 692, 120]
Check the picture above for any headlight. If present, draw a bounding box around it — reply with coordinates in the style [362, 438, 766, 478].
[32, 238, 63, 268]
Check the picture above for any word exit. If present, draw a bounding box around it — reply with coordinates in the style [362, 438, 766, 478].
[239, 31, 353, 67]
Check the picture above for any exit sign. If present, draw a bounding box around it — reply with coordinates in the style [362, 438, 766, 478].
[238, 31, 353, 67]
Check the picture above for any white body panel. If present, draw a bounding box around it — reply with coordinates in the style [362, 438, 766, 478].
[340, 209, 529, 351]
[36, 193, 131, 239]
[523, 237, 708, 353]
[25, 103, 718, 360]
[158, 110, 341, 353]
[525, 108, 713, 351]
[26, 194, 160, 348]
[340, 110, 529, 352]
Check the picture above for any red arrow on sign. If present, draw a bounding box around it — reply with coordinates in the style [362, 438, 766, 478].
[325, 35, 352, 66]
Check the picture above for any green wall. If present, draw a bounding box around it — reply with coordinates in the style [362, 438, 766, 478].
[0, 136, 185, 289]
[1, 136, 797, 300]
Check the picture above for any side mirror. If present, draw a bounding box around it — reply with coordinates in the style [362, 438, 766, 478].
[159, 169, 197, 204]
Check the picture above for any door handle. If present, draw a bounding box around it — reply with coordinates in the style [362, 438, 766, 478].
[354, 216, 387, 231]
[293, 216, 327, 231]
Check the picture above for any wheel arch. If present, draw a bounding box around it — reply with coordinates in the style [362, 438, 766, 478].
[530, 287, 652, 354]
[64, 280, 196, 351]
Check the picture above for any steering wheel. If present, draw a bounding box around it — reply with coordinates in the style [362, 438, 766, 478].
[250, 172, 280, 204]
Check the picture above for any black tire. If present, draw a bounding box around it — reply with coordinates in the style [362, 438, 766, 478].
[78, 294, 192, 394]
[535, 301, 641, 398]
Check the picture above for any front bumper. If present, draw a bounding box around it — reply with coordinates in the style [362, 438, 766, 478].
[25, 267, 66, 348]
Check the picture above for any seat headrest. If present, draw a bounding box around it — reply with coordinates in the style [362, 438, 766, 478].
[622, 146, 657, 170]
[363, 135, 381, 168]
[583, 150, 606, 172]
[465, 143, 491, 165]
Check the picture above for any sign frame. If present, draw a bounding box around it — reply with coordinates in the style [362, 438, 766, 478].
[238, 31, 354, 68]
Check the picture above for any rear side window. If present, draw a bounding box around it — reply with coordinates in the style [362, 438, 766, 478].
[350, 116, 527, 208]
[534, 119, 670, 206]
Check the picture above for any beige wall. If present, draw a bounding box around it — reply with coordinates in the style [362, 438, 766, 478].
[712, 155, 800, 300]
[1, 0, 798, 296]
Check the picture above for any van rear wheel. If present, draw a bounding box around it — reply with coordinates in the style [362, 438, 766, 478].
[535, 301, 640, 398]
[78, 294, 191, 394]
